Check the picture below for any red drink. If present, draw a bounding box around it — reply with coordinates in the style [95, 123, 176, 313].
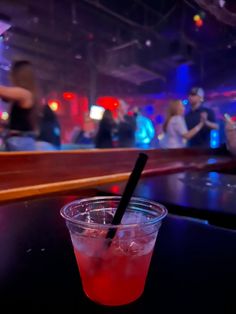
[73, 230, 155, 306]
[61, 196, 167, 306]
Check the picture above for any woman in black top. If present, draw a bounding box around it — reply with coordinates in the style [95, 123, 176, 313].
[0, 60, 38, 151]
[95, 109, 115, 148]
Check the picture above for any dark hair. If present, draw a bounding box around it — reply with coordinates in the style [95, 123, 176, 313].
[10, 60, 37, 95]
[102, 109, 113, 121]
[11, 60, 40, 131]
[12, 60, 32, 70]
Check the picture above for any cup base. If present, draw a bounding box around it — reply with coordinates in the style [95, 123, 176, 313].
[85, 290, 143, 307]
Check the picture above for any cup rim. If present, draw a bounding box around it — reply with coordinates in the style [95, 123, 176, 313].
[60, 196, 168, 229]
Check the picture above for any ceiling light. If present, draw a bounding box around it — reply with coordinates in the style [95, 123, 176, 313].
[145, 39, 152, 47]
[219, 0, 226, 8]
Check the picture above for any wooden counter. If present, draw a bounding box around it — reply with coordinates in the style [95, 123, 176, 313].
[1, 148, 236, 203]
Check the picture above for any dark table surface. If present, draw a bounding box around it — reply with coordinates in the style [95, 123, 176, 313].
[0, 195, 235, 314]
[98, 171, 236, 229]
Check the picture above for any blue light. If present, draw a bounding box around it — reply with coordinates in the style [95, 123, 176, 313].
[209, 172, 220, 180]
[210, 130, 220, 148]
[175, 64, 191, 94]
[145, 105, 154, 115]
[182, 99, 188, 106]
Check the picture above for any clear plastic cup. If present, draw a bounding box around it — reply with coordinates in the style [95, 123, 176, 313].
[60, 196, 167, 306]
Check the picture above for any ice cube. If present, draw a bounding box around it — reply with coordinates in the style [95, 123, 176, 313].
[112, 232, 157, 256]
[76, 208, 114, 225]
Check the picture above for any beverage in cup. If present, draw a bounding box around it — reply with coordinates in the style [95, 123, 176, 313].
[61, 196, 167, 306]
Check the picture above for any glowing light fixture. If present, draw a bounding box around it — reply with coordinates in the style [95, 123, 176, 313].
[1, 111, 9, 120]
[48, 100, 59, 111]
[193, 13, 204, 28]
[193, 15, 200, 22]
[63, 92, 75, 100]
[210, 130, 219, 148]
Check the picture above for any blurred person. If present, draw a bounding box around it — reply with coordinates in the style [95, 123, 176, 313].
[70, 114, 95, 148]
[160, 99, 204, 149]
[185, 87, 218, 148]
[224, 114, 236, 156]
[213, 106, 225, 148]
[117, 100, 136, 148]
[133, 107, 155, 148]
[70, 126, 81, 144]
[95, 109, 115, 148]
[70, 127, 88, 145]
[36, 104, 61, 150]
[0, 60, 39, 151]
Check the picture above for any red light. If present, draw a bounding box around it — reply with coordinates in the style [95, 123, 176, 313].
[96, 97, 120, 111]
[0, 111, 9, 120]
[48, 100, 59, 111]
[196, 19, 203, 27]
[63, 92, 75, 100]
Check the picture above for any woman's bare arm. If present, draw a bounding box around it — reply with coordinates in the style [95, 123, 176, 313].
[0, 86, 33, 108]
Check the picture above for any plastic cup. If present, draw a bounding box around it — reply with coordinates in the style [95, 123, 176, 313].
[60, 196, 167, 306]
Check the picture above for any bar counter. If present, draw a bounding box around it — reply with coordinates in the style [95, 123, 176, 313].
[1, 147, 236, 203]
[1, 148, 236, 313]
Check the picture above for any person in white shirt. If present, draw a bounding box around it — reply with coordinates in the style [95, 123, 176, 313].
[161, 99, 204, 149]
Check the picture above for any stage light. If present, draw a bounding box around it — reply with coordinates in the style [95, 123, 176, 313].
[145, 39, 152, 47]
[219, 0, 225, 8]
[182, 99, 188, 105]
[193, 14, 201, 22]
[193, 12, 204, 29]
[176, 64, 191, 94]
[1, 111, 8, 120]
[210, 130, 219, 148]
[196, 19, 203, 27]
[96, 96, 120, 111]
[63, 92, 75, 100]
[48, 100, 59, 111]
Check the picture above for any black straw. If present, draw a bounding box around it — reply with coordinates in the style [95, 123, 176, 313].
[106, 153, 148, 241]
